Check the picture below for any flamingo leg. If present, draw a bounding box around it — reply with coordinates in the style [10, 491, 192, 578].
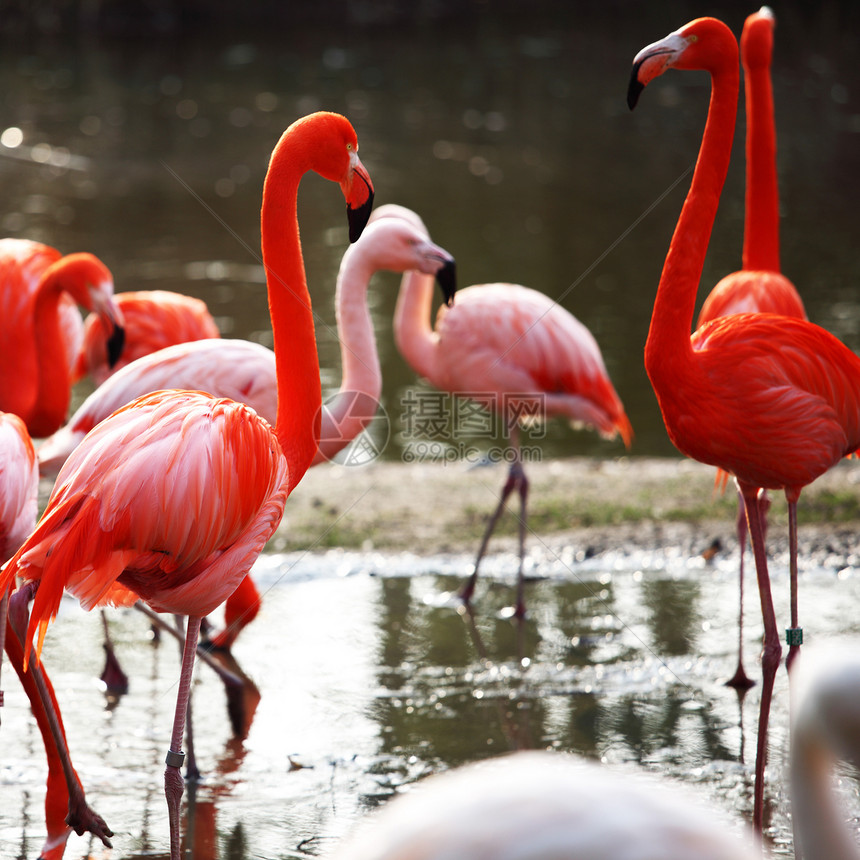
[725, 494, 755, 690]
[512, 463, 530, 620]
[726, 490, 770, 690]
[739, 483, 782, 833]
[174, 615, 201, 782]
[165, 614, 202, 860]
[785, 493, 801, 673]
[7, 583, 113, 849]
[459, 428, 528, 614]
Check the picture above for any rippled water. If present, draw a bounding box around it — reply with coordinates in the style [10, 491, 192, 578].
[4, 544, 860, 858]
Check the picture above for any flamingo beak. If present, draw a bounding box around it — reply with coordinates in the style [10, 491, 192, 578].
[436, 258, 457, 307]
[96, 293, 126, 368]
[627, 68, 646, 110]
[106, 323, 126, 368]
[344, 154, 374, 243]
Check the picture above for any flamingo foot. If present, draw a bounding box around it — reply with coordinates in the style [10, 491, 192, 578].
[65, 791, 114, 848]
[165, 760, 185, 860]
[724, 661, 756, 691]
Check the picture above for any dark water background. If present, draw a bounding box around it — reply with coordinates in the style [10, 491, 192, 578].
[3, 1, 860, 459]
[3, 2, 860, 858]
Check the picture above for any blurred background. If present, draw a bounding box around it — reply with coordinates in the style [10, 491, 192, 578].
[1, 0, 859, 461]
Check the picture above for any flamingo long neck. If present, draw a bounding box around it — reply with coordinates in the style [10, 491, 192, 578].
[393, 269, 439, 384]
[28, 265, 75, 438]
[742, 42, 780, 271]
[644, 58, 739, 392]
[313, 245, 381, 464]
[261, 135, 323, 492]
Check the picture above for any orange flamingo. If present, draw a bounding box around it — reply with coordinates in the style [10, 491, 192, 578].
[389, 204, 632, 618]
[0, 111, 374, 860]
[0, 411, 113, 857]
[0, 240, 124, 438]
[628, 16, 860, 829]
[695, 7, 807, 692]
[72, 288, 221, 386]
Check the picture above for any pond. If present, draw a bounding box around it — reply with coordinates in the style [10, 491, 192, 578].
[4, 543, 860, 858]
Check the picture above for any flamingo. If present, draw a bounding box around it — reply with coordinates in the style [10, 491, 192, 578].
[388, 203, 631, 618]
[326, 645, 860, 860]
[72, 288, 221, 386]
[695, 7, 807, 692]
[36, 214, 455, 654]
[0, 410, 113, 858]
[628, 16, 860, 830]
[0, 110, 374, 860]
[0, 240, 125, 438]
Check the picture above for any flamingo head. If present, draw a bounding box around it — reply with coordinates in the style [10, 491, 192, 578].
[51, 252, 126, 367]
[349, 213, 457, 307]
[287, 112, 375, 243]
[741, 6, 775, 72]
[628, 17, 738, 109]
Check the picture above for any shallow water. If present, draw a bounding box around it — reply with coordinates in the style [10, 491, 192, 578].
[4, 542, 860, 858]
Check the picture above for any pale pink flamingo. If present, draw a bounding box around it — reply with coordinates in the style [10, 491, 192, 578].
[0, 410, 113, 857]
[327, 645, 860, 860]
[0, 111, 374, 860]
[327, 750, 762, 860]
[0, 240, 124, 438]
[37, 213, 455, 656]
[72, 288, 220, 386]
[695, 7, 807, 692]
[628, 15, 860, 829]
[388, 204, 632, 618]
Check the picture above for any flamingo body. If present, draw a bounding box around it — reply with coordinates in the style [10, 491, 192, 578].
[427, 283, 630, 441]
[18, 389, 290, 661]
[73, 289, 220, 385]
[697, 270, 804, 323]
[673, 313, 860, 491]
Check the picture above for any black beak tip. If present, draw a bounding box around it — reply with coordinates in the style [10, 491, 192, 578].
[627, 68, 645, 110]
[347, 191, 375, 243]
[106, 324, 126, 368]
[436, 259, 457, 307]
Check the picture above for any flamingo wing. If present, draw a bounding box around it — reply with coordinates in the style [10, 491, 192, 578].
[4, 390, 289, 663]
